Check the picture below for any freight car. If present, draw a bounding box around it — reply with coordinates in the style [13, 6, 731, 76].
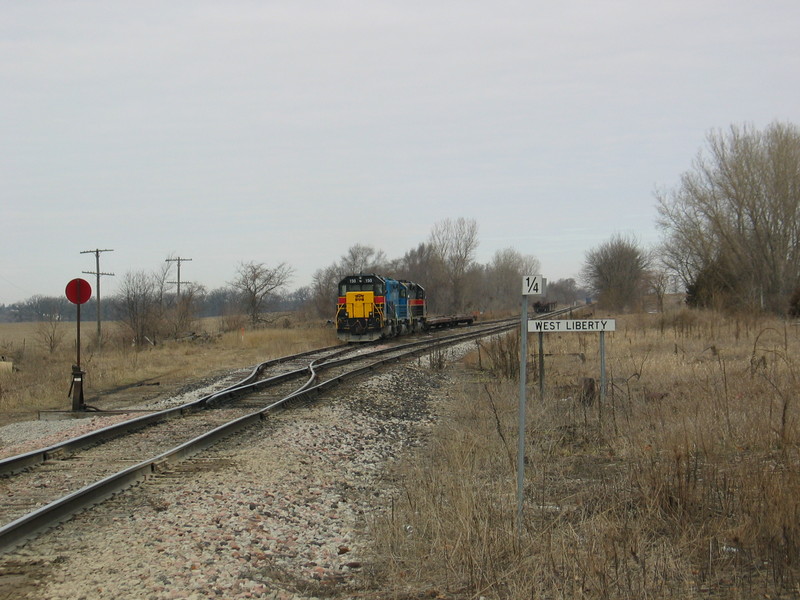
[533, 299, 557, 313]
[335, 273, 474, 342]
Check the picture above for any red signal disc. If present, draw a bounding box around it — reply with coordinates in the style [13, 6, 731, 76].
[65, 278, 92, 305]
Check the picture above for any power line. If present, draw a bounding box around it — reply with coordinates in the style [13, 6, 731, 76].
[81, 248, 114, 341]
[166, 256, 192, 298]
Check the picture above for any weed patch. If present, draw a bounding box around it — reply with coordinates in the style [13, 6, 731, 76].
[367, 311, 800, 598]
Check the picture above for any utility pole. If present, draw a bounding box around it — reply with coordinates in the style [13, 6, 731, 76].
[166, 256, 192, 298]
[81, 248, 114, 342]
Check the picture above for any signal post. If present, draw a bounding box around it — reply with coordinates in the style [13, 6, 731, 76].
[65, 278, 92, 411]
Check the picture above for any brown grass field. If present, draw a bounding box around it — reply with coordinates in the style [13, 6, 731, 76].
[368, 308, 800, 599]
[0, 316, 338, 423]
[3, 307, 800, 598]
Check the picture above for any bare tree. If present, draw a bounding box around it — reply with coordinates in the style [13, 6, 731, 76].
[310, 264, 344, 319]
[307, 244, 388, 319]
[648, 268, 672, 313]
[390, 242, 448, 312]
[34, 297, 67, 353]
[340, 244, 387, 275]
[395, 242, 438, 281]
[117, 270, 159, 346]
[153, 256, 174, 309]
[429, 217, 479, 312]
[483, 248, 541, 311]
[24, 295, 69, 322]
[547, 278, 584, 306]
[200, 287, 239, 319]
[167, 283, 202, 337]
[37, 317, 65, 354]
[657, 121, 800, 312]
[231, 261, 294, 325]
[582, 234, 651, 311]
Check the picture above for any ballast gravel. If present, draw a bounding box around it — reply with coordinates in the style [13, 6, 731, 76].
[0, 348, 469, 600]
[0, 372, 250, 459]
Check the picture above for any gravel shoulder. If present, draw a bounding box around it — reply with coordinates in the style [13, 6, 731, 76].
[0, 368, 252, 459]
[0, 348, 467, 600]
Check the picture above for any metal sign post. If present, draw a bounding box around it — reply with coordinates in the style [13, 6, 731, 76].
[517, 275, 542, 537]
[538, 331, 545, 399]
[600, 331, 607, 404]
[517, 305, 616, 539]
[528, 318, 616, 405]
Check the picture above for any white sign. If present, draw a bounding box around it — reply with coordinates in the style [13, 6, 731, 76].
[522, 275, 544, 296]
[528, 319, 616, 333]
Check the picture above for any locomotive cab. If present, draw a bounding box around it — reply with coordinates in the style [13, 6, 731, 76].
[336, 274, 391, 342]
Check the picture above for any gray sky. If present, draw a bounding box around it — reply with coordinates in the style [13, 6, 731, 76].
[2, 1, 798, 305]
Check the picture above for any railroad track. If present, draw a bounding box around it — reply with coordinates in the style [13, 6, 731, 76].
[0, 317, 539, 551]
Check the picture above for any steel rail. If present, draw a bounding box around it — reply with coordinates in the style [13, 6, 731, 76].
[0, 321, 519, 551]
[200, 319, 517, 404]
[0, 344, 345, 477]
[0, 314, 565, 476]
[0, 311, 580, 551]
[0, 321, 509, 477]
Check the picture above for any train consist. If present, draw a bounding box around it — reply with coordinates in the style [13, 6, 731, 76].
[335, 273, 474, 342]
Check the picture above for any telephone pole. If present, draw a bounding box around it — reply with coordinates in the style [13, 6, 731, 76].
[81, 248, 114, 342]
[166, 256, 192, 298]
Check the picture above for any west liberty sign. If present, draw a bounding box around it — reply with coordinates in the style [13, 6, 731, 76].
[528, 319, 616, 333]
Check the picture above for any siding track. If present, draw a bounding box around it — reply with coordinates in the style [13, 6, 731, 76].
[0, 313, 575, 552]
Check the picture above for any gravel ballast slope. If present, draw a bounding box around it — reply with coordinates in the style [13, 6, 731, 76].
[0, 353, 462, 600]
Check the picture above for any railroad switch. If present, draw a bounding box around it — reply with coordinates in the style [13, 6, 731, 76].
[69, 364, 86, 411]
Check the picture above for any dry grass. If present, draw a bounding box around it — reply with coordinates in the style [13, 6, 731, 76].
[367, 309, 800, 599]
[0, 316, 338, 421]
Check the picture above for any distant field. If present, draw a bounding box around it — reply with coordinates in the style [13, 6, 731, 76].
[0, 322, 43, 354]
[0, 315, 338, 423]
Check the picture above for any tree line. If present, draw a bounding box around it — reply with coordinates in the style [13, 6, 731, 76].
[581, 121, 800, 315]
[9, 121, 791, 331]
[307, 218, 565, 318]
[307, 218, 587, 317]
[0, 261, 300, 347]
[0, 217, 587, 348]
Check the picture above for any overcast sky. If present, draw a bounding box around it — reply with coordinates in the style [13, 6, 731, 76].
[2, 1, 798, 305]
